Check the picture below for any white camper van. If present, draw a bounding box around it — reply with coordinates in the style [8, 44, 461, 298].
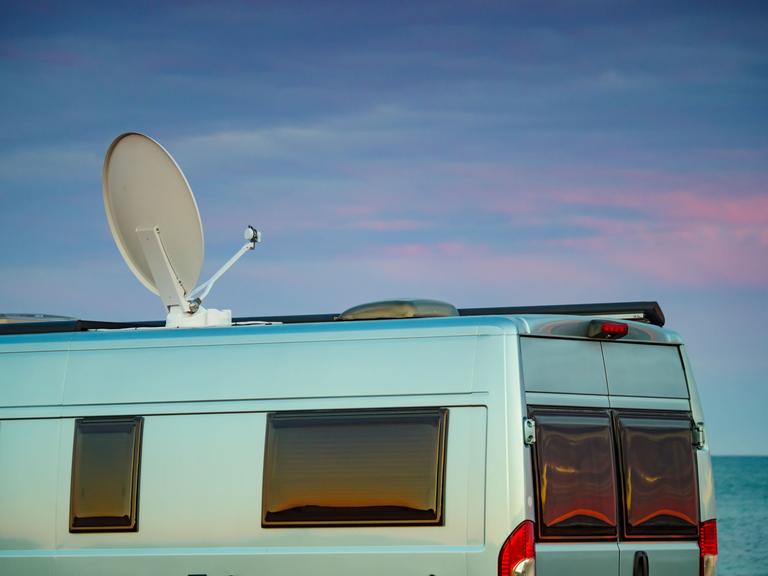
[0, 301, 717, 576]
[0, 133, 717, 575]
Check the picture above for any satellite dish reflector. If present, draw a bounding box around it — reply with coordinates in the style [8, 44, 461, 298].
[102, 132, 260, 328]
[103, 132, 203, 296]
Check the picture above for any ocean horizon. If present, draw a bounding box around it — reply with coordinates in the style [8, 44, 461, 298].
[711, 456, 768, 575]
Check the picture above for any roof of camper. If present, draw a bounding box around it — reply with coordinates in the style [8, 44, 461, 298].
[0, 302, 680, 346]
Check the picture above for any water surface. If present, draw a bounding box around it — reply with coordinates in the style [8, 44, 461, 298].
[712, 456, 768, 575]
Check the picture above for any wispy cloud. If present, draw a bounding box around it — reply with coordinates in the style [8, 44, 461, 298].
[351, 219, 430, 232]
[0, 145, 100, 186]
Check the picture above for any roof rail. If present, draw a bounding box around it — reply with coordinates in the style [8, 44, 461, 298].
[0, 301, 665, 336]
[457, 301, 665, 327]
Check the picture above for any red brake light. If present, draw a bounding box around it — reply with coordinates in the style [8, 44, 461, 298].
[587, 320, 629, 339]
[699, 519, 718, 576]
[699, 519, 718, 555]
[499, 520, 535, 576]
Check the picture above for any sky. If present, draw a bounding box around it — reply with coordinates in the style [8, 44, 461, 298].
[1, 0, 766, 455]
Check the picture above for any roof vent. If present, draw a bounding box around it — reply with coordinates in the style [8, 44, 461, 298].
[339, 299, 459, 321]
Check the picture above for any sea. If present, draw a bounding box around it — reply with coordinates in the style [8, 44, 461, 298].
[712, 456, 768, 575]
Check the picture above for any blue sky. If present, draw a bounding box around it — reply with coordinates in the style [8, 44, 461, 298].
[1, 1, 767, 454]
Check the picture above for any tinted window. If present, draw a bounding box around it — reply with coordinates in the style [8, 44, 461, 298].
[70, 417, 143, 532]
[602, 343, 688, 398]
[616, 413, 699, 538]
[263, 409, 447, 527]
[531, 410, 618, 540]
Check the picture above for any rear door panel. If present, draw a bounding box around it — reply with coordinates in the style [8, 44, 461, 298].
[538, 543, 619, 575]
[618, 542, 699, 576]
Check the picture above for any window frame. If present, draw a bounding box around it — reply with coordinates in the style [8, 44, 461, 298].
[261, 407, 449, 528]
[69, 416, 144, 533]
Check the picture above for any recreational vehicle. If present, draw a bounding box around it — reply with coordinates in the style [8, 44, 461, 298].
[0, 301, 717, 576]
[0, 133, 717, 575]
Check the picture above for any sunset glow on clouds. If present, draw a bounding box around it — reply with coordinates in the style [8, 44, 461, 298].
[1, 0, 767, 453]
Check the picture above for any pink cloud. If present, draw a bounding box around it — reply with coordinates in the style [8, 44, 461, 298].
[549, 215, 767, 287]
[614, 229, 764, 287]
[215, 160, 768, 291]
[383, 243, 432, 258]
[465, 163, 758, 287]
[664, 191, 768, 226]
[567, 215, 650, 236]
[380, 241, 486, 259]
[545, 169, 767, 287]
[334, 203, 379, 218]
[434, 241, 476, 256]
[352, 218, 429, 232]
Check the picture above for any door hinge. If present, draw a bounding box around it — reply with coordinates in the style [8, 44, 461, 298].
[523, 418, 536, 445]
[692, 423, 706, 449]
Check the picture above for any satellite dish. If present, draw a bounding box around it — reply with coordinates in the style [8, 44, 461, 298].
[102, 132, 260, 327]
[103, 132, 204, 296]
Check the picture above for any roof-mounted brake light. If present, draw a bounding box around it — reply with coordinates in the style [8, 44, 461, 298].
[587, 320, 629, 339]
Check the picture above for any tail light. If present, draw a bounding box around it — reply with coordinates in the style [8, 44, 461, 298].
[499, 520, 535, 576]
[699, 519, 718, 576]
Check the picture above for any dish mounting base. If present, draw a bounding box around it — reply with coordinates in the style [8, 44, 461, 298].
[166, 305, 232, 328]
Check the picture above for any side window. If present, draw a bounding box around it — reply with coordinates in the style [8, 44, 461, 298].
[262, 408, 448, 527]
[616, 413, 699, 538]
[530, 409, 618, 540]
[70, 417, 143, 532]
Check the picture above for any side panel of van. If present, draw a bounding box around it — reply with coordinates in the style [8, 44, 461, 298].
[0, 349, 67, 407]
[0, 419, 61, 576]
[3, 406, 487, 575]
[63, 335, 480, 405]
[0, 419, 60, 547]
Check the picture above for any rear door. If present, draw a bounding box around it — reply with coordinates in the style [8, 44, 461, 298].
[521, 337, 619, 575]
[603, 341, 700, 575]
[522, 337, 701, 576]
[614, 412, 700, 576]
[529, 408, 620, 575]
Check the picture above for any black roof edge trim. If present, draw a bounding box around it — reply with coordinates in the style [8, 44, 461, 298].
[0, 319, 166, 335]
[0, 320, 84, 335]
[457, 301, 665, 327]
[0, 301, 665, 336]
